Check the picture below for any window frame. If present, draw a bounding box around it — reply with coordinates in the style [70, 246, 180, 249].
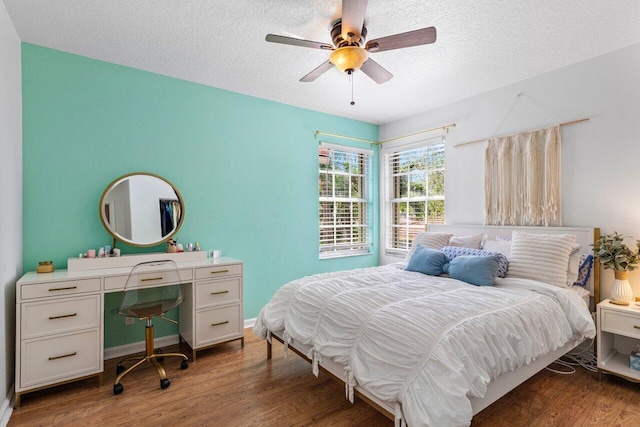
[318, 142, 374, 259]
[381, 137, 445, 258]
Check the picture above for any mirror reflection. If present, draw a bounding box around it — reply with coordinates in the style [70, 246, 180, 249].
[99, 173, 184, 247]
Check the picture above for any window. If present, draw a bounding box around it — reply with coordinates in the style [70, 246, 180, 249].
[385, 139, 445, 253]
[319, 143, 373, 258]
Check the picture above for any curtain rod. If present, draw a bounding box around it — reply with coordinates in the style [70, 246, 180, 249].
[314, 130, 377, 145]
[315, 123, 456, 146]
[453, 117, 589, 148]
[379, 123, 456, 144]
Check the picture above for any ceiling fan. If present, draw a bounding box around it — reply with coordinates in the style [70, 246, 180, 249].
[265, 0, 437, 85]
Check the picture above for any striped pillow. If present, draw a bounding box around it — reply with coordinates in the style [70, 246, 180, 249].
[506, 231, 576, 288]
[405, 232, 453, 263]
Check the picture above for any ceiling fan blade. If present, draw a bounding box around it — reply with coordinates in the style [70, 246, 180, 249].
[360, 59, 393, 84]
[266, 34, 334, 51]
[342, 0, 368, 40]
[366, 27, 437, 52]
[300, 60, 335, 82]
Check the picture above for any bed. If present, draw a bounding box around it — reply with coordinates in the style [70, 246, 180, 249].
[254, 225, 599, 426]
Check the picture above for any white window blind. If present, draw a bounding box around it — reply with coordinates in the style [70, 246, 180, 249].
[319, 143, 373, 258]
[385, 139, 445, 253]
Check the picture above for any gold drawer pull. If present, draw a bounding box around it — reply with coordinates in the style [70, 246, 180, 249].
[210, 270, 229, 274]
[634, 325, 640, 330]
[49, 313, 77, 320]
[48, 351, 77, 361]
[211, 290, 229, 295]
[141, 276, 163, 282]
[211, 320, 229, 327]
[48, 286, 77, 292]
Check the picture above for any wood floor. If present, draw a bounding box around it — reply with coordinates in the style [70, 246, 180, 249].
[9, 330, 640, 426]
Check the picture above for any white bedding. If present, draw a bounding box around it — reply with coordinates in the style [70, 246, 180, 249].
[254, 265, 595, 427]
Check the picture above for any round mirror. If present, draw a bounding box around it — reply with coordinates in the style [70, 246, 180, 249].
[99, 172, 185, 247]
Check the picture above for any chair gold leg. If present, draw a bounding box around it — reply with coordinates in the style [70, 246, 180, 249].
[114, 318, 188, 393]
[152, 352, 188, 361]
[145, 323, 155, 356]
[117, 354, 145, 366]
[115, 356, 149, 385]
[150, 357, 167, 380]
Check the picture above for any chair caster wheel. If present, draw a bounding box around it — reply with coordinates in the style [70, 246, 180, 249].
[160, 378, 170, 389]
[181, 359, 189, 370]
[113, 383, 124, 395]
[116, 364, 125, 375]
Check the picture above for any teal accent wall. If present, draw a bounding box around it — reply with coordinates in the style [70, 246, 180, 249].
[22, 44, 379, 348]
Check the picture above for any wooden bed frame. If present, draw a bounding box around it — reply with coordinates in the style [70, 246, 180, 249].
[265, 225, 600, 423]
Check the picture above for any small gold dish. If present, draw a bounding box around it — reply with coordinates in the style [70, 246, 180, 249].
[36, 261, 55, 273]
[610, 299, 630, 306]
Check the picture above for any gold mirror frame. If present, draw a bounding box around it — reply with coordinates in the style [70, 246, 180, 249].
[98, 172, 185, 247]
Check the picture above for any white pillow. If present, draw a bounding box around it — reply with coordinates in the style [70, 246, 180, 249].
[405, 232, 453, 262]
[506, 231, 576, 288]
[482, 238, 512, 258]
[448, 233, 485, 249]
[566, 243, 582, 285]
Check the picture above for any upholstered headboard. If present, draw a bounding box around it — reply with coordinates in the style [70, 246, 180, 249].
[428, 224, 601, 304]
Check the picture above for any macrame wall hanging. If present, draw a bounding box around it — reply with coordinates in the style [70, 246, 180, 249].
[455, 92, 589, 226]
[485, 126, 561, 226]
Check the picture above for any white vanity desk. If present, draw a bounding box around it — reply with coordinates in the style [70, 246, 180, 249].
[15, 253, 244, 407]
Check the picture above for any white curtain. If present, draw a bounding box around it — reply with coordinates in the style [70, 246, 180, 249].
[485, 126, 561, 226]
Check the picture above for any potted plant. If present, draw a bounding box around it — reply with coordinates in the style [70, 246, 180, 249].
[592, 232, 640, 301]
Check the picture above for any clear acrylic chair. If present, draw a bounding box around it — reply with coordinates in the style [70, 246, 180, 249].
[113, 260, 189, 395]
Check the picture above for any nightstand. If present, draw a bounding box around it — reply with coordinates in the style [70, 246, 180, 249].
[597, 300, 640, 382]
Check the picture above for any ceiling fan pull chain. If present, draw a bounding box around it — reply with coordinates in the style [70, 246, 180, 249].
[350, 72, 355, 106]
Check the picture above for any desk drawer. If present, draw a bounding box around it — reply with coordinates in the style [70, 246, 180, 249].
[196, 278, 241, 309]
[195, 304, 242, 346]
[20, 329, 101, 388]
[104, 269, 193, 291]
[600, 309, 640, 339]
[22, 295, 100, 339]
[195, 264, 242, 280]
[21, 278, 101, 300]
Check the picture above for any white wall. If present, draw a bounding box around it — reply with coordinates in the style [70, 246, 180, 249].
[380, 42, 640, 299]
[129, 175, 177, 243]
[0, 1, 21, 421]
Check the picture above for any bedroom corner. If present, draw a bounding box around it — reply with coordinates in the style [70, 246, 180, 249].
[0, 1, 22, 425]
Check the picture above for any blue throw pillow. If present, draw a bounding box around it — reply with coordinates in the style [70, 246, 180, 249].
[573, 254, 594, 287]
[443, 255, 501, 286]
[440, 246, 509, 278]
[406, 245, 449, 276]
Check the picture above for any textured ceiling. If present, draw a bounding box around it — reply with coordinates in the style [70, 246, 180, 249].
[4, 0, 640, 124]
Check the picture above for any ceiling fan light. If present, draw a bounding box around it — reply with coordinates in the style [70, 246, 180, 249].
[329, 47, 368, 74]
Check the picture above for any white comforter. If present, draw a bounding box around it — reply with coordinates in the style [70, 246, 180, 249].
[254, 265, 595, 427]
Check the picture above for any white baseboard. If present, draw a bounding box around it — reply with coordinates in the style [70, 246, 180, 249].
[0, 385, 14, 427]
[104, 334, 179, 360]
[103, 318, 257, 360]
[244, 317, 256, 329]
